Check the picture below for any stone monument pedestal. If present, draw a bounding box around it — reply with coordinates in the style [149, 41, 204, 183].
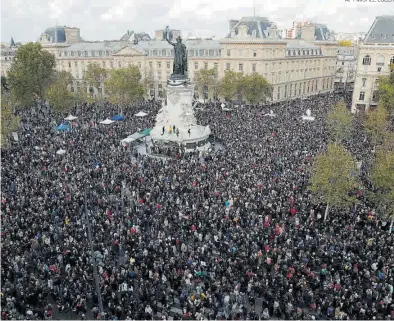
[150, 76, 211, 153]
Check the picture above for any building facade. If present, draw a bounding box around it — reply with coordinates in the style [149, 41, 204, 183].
[219, 17, 337, 102]
[3, 19, 337, 102]
[0, 47, 16, 77]
[351, 16, 394, 113]
[335, 46, 356, 90]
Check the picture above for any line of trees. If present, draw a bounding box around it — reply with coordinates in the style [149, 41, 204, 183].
[309, 97, 394, 231]
[4, 43, 147, 111]
[194, 69, 272, 103]
[1, 42, 147, 147]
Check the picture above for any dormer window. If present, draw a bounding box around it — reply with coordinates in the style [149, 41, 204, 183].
[381, 34, 386, 40]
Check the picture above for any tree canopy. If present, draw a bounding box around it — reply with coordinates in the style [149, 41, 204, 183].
[8, 42, 56, 106]
[83, 63, 107, 98]
[377, 73, 394, 114]
[364, 104, 388, 147]
[243, 73, 272, 104]
[46, 71, 75, 113]
[1, 94, 19, 147]
[1, 76, 9, 94]
[218, 71, 244, 101]
[369, 148, 394, 224]
[194, 68, 217, 101]
[309, 143, 359, 219]
[104, 66, 144, 108]
[326, 100, 352, 144]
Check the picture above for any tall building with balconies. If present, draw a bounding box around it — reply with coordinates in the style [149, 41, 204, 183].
[335, 46, 357, 91]
[219, 17, 337, 102]
[351, 16, 394, 113]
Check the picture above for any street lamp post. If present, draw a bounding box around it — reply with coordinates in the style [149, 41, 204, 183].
[84, 189, 105, 315]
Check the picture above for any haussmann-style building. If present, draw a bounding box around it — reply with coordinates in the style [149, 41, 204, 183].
[6, 18, 338, 103]
[351, 16, 394, 113]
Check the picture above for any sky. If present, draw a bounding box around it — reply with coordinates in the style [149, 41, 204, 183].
[1, 0, 393, 43]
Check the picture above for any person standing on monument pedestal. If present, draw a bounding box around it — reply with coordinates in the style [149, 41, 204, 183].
[165, 26, 188, 78]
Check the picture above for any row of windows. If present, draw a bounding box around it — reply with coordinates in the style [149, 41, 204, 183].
[147, 49, 221, 57]
[223, 62, 331, 79]
[59, 48, 222, 58]
[0, 51, 16, 57]
[61, 60, 143, 69]
[359, 90, 378, 101]
[59, 50, 112, 58]
[62, 58, 334, 72]
[194, 62, 219, 70]
[362, 55, 394, 66]
[277, 78, 334, 100]
[224, 48, 323, 58]
[286, 48, 322, 57]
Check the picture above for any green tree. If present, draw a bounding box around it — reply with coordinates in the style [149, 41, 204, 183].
[46, 71, 75, 113]
[83, 63, 107, 99]
[327, 100, 352, 144]
[377, 73, 394, 114]
[195, 68, 217, 102]
[73, 82, 90, 105]
[8, 42, 56, 106]
[218, 70, 244, 101]
[143, 68, 155, 98]
[104, 66, 144, 108]
[309, 143, 359, 220]
[1, 94, 19, 147]
[242, 73, 272, 104]
[1, 76, 9, 94]
[364, 104, 388, 148]
[370, 148, 394, 232]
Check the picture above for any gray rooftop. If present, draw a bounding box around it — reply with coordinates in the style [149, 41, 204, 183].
[120, 30, 151, 42]
[65, 41, 128, 51]
[286, 40, 320, 49]
[134, 39, 220, 50]
[226, 16, 276, 39]
[363, 16, 394, 44]
[295, 23, 333, 41]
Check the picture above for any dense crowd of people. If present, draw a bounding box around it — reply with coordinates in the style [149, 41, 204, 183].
[1, 93, 393, 320]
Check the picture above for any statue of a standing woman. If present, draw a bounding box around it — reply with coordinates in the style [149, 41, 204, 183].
[165, 26, 188, 78]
